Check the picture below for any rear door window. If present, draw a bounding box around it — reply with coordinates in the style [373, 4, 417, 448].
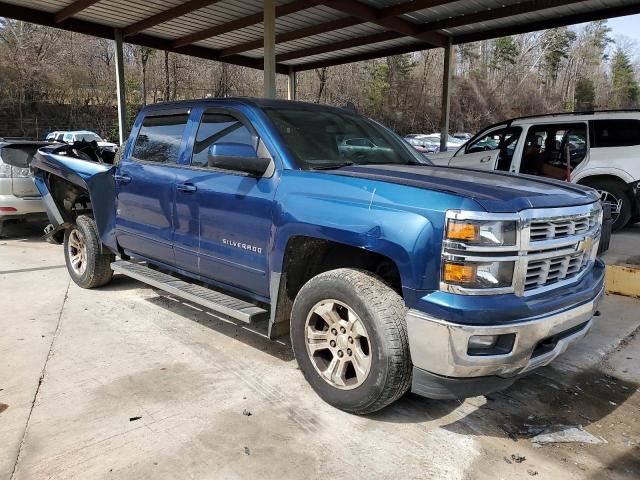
[132, 113, 189, 164]
[591, 119, 640, 147]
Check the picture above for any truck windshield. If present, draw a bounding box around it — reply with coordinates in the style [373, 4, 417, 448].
[263, 106, 425, 169]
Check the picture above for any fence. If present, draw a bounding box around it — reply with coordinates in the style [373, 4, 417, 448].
[0, 102, 122, 141]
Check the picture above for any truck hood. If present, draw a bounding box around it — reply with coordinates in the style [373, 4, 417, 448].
[331, 164, 599, 212]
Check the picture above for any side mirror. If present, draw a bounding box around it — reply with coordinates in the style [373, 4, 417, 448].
[208, 142, 270, 177]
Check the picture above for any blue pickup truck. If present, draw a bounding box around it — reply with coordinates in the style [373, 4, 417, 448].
[31, 98, 605, 414]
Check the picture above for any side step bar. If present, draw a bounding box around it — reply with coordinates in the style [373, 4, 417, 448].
[111, 261, 268, 324]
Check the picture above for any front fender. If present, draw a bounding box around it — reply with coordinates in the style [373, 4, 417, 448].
[270, 171, 481, 291]
[31, 149, 116, 244]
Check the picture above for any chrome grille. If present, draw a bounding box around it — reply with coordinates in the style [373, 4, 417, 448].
[441, 203, 601, 296]
[525, 250, 589, 290]
[529, 213, 598, 242]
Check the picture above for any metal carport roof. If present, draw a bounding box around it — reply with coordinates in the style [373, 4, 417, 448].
[2, 0, 640, 73]
[4, 0, 640, 146]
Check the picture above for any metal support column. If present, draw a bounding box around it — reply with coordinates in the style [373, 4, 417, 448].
[114, 29, 127, 146]
[439, 36, 453, 152]
[287, 67, 296, 100]
[263, 0, 276, 98]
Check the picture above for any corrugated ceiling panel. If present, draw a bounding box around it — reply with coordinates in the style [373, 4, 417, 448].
[282, 36, 422, 66]
[240, 23, 387, 58]
[3, 0, 640, 69]
[144, 0, 266, 39]
[400, 0, 524, 24]
[75, 1, 181, 29]
[444, 0, 634, 35]
[187, 5, 353, 49]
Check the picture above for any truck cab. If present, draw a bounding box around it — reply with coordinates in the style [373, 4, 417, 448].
[31, 98, 606, 414]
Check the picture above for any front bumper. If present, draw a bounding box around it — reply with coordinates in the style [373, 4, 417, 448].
[0, 194, 46, 219]
[406, 286, 604, 398]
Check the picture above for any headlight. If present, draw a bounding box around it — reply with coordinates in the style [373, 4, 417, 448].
[443, 260, 514, 289]
[446, 219, 517, 247]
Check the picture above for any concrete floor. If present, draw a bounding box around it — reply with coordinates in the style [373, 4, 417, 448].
[1, 223, 639, 480]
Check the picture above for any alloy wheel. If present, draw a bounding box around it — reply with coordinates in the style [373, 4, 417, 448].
[304, 299, 372, 390]
[596, 189, 622, 224]
[67, 228, 88, 276]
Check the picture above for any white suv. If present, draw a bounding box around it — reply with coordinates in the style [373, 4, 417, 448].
[61, 131, 119, 152]
[443, 111, 640, 230]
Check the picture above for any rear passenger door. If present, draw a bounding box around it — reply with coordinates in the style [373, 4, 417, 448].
[115, 109, 190, 265]
[174, 107, 276, 298]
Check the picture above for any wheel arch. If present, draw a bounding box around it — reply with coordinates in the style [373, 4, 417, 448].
[267, 230, 426, 340]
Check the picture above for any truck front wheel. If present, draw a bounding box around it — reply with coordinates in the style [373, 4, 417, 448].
[290, 268, 411, 414]
[64, 215, 114, 289]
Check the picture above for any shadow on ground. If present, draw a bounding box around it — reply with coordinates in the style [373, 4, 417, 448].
[436, 367, 638, 437]
[0, 221, 48, 241]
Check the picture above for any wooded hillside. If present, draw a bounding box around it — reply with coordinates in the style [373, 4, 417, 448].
[0, 18, 638, 140]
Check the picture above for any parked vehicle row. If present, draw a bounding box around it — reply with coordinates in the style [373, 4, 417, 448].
[404, 133, 467, 155]
[45, 130, 119, 152]
[31, 98, 607, 415]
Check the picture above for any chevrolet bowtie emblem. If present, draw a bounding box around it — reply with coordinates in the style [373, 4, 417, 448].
[578, 236, 594, 253]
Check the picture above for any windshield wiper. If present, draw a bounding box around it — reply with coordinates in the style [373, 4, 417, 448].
[310, 161, 355, 170]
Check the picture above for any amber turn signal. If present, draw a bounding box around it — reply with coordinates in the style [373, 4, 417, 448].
[447, 220, 479, 242]
[443, 262, 476, 284]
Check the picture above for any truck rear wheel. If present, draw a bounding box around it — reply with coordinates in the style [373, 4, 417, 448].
[290, 268, 411, 414]
[64, 215, 114, 288]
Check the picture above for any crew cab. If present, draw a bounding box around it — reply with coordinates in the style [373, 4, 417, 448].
[31, 98, 606, 414]
[439, 111, 640, 231]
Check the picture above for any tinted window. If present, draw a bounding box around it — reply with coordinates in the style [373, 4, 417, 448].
[191, 112, 256, 167]
[132, 113, 189, 164]
[592, 120, 640, 148]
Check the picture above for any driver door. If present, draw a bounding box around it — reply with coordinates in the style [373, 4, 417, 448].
[449, 127, 504, 170]
[449, 127, 522, 171]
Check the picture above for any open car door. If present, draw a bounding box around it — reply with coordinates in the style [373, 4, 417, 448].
[448, 149, 500, 170]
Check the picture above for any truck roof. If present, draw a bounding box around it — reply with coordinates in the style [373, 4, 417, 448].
[141, 97, 359, 115]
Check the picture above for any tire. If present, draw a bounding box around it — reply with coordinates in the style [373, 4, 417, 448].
[290, 268, 411, 414]
[64, 215, 115, 288]
[581, 178, 631, 231]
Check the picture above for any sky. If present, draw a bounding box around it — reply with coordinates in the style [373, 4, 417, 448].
[605, 14, 640, 42]
[574, 14, 640, 60]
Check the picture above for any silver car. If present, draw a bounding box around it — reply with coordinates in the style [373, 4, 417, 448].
[0, 142, 47, 234]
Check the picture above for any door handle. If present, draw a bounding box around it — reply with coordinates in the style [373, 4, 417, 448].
[176, 183, 197, 193]
[480, 156, 492, 163]
[114, 173, 131, 183]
